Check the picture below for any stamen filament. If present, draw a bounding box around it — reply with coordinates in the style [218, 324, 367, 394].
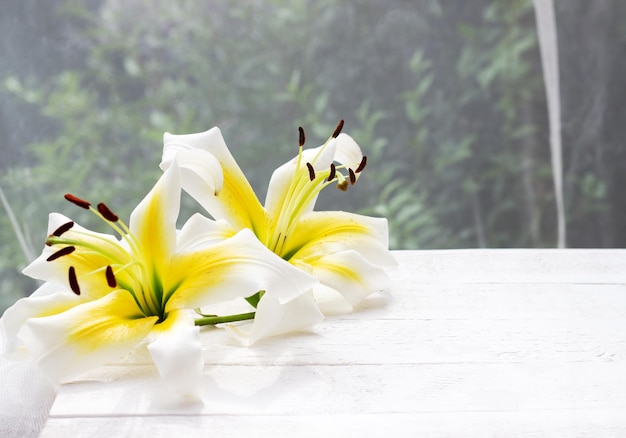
[46, 235, 126, 265]
[88, 205, 142, 259]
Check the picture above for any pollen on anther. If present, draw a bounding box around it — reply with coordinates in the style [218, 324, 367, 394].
[105, 265, 117, 288]
[306, 162, 316, 181]
[349, 168, 357, 185]
[355, 156, 367, 173]
[64, 194, 91, 209]
[298, 126, 306, 147]
[327, 163, 336, 181]
[68, 266, 81, 295]
[97, 203, 119, 222]
[52, 221, 74, 237]
[47, 246, 75, 262]
[332, 119, 345, 138]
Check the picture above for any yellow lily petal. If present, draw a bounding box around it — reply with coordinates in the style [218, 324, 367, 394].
[264, 134, 363, 219]
[23, 213, 130, 299]
[163, 129, 267, 238]
[19, 290, 158, 383]
[165, 229, 317, 312]
[263, 139, 338, 220]
[129, 158, 181, 277]
[284, 211, 396, 267]
[292, 250, 391, 306]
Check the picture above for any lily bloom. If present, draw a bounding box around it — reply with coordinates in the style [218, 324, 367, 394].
[2, 161, 316, 395]
[161, 122, 397, 343]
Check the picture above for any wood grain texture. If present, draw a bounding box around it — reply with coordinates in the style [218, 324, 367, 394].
[39, 250, 626, 437]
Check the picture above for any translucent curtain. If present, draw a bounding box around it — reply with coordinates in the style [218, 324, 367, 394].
[533, 0, 566, 248]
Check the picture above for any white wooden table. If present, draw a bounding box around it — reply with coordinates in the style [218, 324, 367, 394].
[40, 250, 626, 437]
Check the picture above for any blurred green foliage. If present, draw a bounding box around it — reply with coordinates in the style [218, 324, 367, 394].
[2, 0, 626, 313]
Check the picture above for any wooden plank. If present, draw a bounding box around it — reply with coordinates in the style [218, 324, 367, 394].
[342, 284, 626, 321]
[39, 250, 626, 436]
[395, 249, 626, 283]
[102, 316, 626, 367]
[41, 410, 626, 438]
[50, 362, 626, 417]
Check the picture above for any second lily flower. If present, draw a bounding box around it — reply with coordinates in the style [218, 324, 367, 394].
[161, 121, 397, 343]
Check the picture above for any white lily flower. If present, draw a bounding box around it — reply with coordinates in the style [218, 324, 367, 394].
[2, 161, 316, 396]
[161, 122, 397, 343]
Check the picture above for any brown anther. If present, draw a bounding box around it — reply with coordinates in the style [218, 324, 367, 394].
[65, 194, 91, 209]
[298, 126, 306, 147]
[337, 180, 349, 191]
[355, 156, 367, 173]
[97, 203, 119, 222]
[332, 119, 345, 138]
[349, 168, 357, 185]
[52, 221, 74, 237]
[46, 246, 76, 262]
[105, 265, 117, 288]
[68, 266, 80, 295]
[306, 162, 316, 181]
[327, 163, 336, 181]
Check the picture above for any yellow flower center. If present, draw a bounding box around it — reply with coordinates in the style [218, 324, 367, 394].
[46, 194, 170, 321]
[267, 120, 367, 258]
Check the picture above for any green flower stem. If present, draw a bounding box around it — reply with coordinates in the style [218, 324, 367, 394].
[194, 311, 256, 326]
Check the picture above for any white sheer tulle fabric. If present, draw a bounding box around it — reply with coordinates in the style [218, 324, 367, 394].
[0, 283, 57, 438]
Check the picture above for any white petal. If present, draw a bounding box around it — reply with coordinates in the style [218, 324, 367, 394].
[297, 250, 391, 307]
[166, 229, 318, 312]
[2, 284, 83, 358]
[162, 127, 233, 171]
[22, 213, 120, 285]
[173, 149, 224, 204]
[263, 140, 337, 216]
[289, 211, 397, 268]
[18, 291, 157, 383]
[227, 292, 324, 345]
[129, 161, 181, 272]
[146, 309, 204, 398]
[333, 133, 363, 170]
[163, 128, 266, 231]
[176, 214, 236, 253]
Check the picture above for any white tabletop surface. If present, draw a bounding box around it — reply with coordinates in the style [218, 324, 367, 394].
[39, 249, 626, 437]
